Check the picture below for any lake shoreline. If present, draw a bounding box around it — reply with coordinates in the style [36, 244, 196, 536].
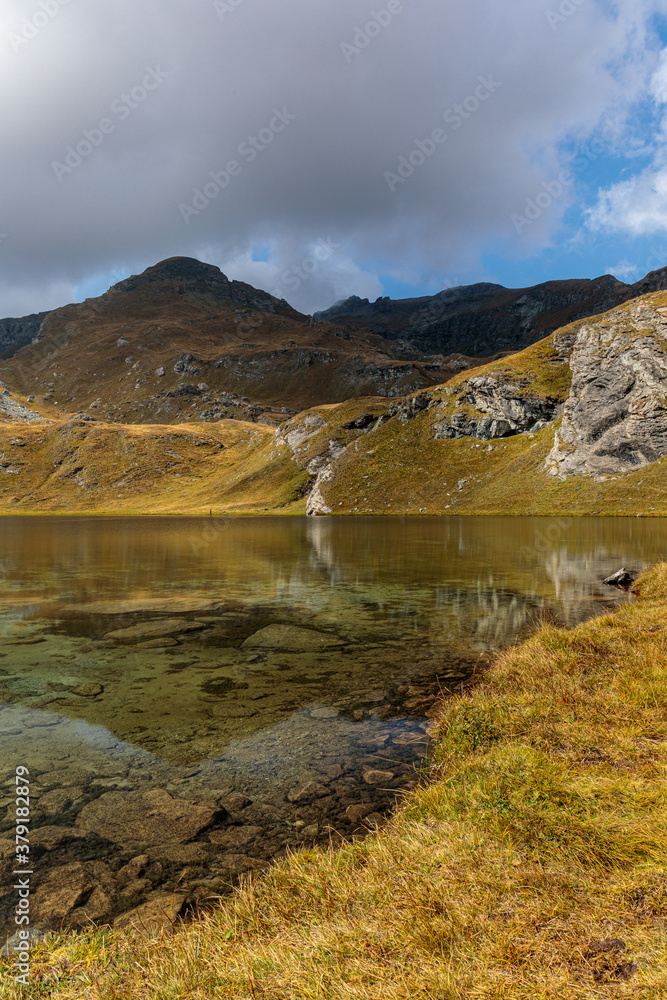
[3, 565, 666, 997]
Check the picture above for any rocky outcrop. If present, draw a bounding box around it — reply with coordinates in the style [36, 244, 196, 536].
[546, 300, 667, 477]
[434, 375, 560, 440]
[316, 269, 667, 358]
[0, 311, 49, 358]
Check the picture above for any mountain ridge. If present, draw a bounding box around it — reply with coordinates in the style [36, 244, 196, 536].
[315, 269, 667, 356]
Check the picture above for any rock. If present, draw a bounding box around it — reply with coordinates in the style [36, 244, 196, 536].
[0, 839, 15, 859]
[104, 619, 209, 642]
[310, 707, 339, 719]
[242, 624, 343, 651]
[387, 394, 431, 422]
[603, 568, 636, 587]
[1, 929, 49, 957]
[287, 781, 330, 804]
[345, 803, 374, 824]
[208, 825, 263, 848]
[362, 813, 384, 829]
[1, 636, 46, 646]
[547, 303, 667, 476]
[33, 861, 116, 930]
[38, 787, 84, 817]
[76, 789, 220, 846]
[301, 823, 319, 838]
[155, 367, 166, 377]
[147, 843, 212, 865]
[433, 374, 559, 441]
[218, 794, 252, 813]
[320, 764, 343, 779]
[119, 878, 152, 898]
[30, 827, 90, 850]
[117, 855, 150, 884]
[135, 637, 179, 649]
[218, 854, 267, 876]
[362, 769, 395, 785]
[71, 683, 104, 698]
[114, 892, 187, 934]
[68, 599, 223, 615]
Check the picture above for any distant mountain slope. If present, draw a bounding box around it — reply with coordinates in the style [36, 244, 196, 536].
[0, 258, 465, 424]
[315, 268, 667, 356]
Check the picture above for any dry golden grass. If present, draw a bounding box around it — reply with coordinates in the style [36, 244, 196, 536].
[3, 567, 667, 998]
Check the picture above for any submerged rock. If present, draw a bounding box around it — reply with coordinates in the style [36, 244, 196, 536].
[76, 789, 220, 845]
[104, 618, 209, 642]
[362, 768, 395, 785]
[208, 825, 263, 847]
[287, 781, 330, 803]
[33, 861, 116, 930]
[242, 624, 343, 651]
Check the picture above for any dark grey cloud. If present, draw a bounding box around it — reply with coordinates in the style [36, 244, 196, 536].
[0, 0, 664, 316]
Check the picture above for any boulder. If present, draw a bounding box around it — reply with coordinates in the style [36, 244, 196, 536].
[287, 781, 330, 804]
[33, 861, 116, 930]
[345, 803, 375, 824]
[38, 787, 85, 817]
[603, 568, 636, 587]
[242, 624, 343, 651]
[362, 769, 395, 785]
[114, 892, 186, 934]
[217, 854, 267, 876]
[30, 826, 90, 850]
[76, 789, 220, 846]
[71, 683, 104, 698]
[208, 825, 263, 848]
[104, 618, 209, 641]
[434, 375, 559, 441]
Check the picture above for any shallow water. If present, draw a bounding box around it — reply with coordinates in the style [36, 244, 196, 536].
[1, 515, 665, 936]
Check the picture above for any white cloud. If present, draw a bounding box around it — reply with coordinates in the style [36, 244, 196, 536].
[587, 167, 667, 235]
[0, 0, 665, 315]
[604, 259, 641, 280]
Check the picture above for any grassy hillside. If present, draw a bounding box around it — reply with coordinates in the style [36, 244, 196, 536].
[3, 565, 667, 998]
[0, 418, 308, 515]
[0, 316, 664, 517]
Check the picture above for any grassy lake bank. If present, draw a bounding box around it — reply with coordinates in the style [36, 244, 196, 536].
[2, 566, 667, 998]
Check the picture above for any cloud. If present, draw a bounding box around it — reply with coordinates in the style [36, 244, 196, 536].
[0, 0, 665, 316]
[587, 41, 667, 239]
[604, 259, 641, 280]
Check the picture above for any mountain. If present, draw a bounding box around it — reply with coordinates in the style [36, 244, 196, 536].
[315, 268, 667, 356]
[0, 258, 470, 425]
[0, 288, 666, 516]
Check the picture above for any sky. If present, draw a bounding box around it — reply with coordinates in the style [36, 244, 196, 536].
[2, 0, 667, 319]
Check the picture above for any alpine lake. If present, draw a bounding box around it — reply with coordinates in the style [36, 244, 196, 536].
[2, 514, 666, 939]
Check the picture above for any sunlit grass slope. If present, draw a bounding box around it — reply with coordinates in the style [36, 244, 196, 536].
[0, 321, 665, 516]
[3, 566, 667, 998]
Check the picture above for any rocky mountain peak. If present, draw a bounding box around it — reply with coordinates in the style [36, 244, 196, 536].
[105, 256, 297, 318]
